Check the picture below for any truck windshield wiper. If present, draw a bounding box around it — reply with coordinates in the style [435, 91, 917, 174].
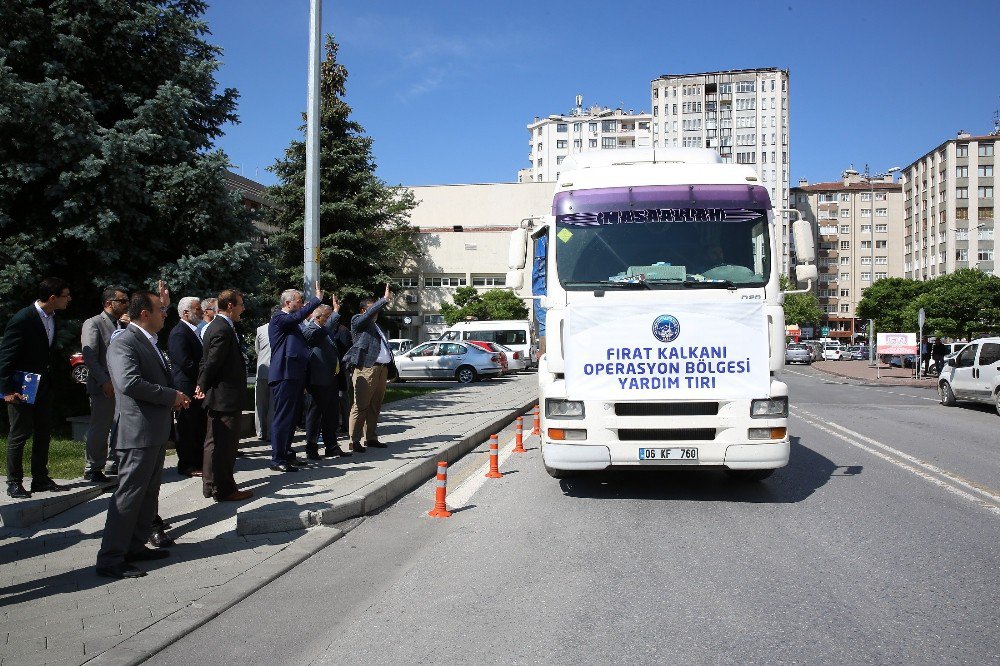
[564, 280, 649, 289]
[683, 279, 738, 290]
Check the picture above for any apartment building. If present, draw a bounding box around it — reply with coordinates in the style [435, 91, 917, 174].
[791, 171, 903, 341]
[650, 68, 791, 273]
[522, 96, 652, 184]
[902, 131, 997, 280]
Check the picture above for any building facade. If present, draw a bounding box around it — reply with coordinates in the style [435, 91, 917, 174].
[791, 172, 904, 341]
[650, 68, 791, 273]
[522, 97, 652, 184]
[384, 182, 552, 342]
[901, 132, 997, 280]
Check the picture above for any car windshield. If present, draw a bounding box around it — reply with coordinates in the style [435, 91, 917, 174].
[388, 341, 400, 351]
[554, 184, 771, 289]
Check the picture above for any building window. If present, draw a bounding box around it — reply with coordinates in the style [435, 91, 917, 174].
[424, 276, 467, 287]
[840, 304, 850, 313]
[861, 208, 872, 217]
[875, 224, 887, 233]
[840, 256, 851, 265]
[840, 224, 850, 234]
[840, 289, 850, 297]
[979, 227, 994, 240]
[588, 122, 597, 133]
[979, 143, 995, 157]
[876, 240, 887, 249]
[573, 139, 582, 149]
[981, 208, 994, 219]
[875, 256, 888, 265]
[423, 314, 445, 325]
[841, 272, 850, 280]
[979, 165, 994, 178]
[861, 256, 872, 264]
[956, 144, 969, 157]
[556, 140, 567, 149]
[956, 187, 968, 199]
[602, 137, 616, 149]
[979, 186, 994, 199]
[956, 228, 969, 240]
[736, 151, 755, 164]
[601, 120, 617, 132]
[840, 240, 850, 250]
[875, 208, 888, 217]
[979, 249, 994, 261]
[861, 224, 871, 233]
[956, 249, 969, 261]
[875, 272, 887, 280]
[956, 207, 969, 220]
[957, 165, 969, 178]
[556, 123, 568, 133]
[471, 275, 505, 287]
[398, 277, 418, 288]
[573, 122, 582, 132]
[736, 81, 756, 93]
[861, 272, 871, 281]
[589, 139, 597, 148]
[556, 156, 564, 165]
[860, 192, 872, 201]
[875, 192, 887, 201]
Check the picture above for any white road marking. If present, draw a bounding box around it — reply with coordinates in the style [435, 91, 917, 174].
[792, 407, 1000, 517]
[783, 368, 940, 402]
[444, 435, 521, 510]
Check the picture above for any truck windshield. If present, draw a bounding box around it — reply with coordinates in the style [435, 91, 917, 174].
[553, 184, 772, 289]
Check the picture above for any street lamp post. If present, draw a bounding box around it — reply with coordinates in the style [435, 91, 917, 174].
[862, 164, 900, 366]
[303, 0, 322, 293]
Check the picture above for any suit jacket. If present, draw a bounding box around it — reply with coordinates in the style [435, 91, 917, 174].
[254, 323, 271, 370]
[107, 325, 176, 449]
[167, 321, 202, 397]
[268, 297, 321, 384]
[301, 313, 342, 386]
[81, 311, 119, 395]
[344, 298, 391, 370]
[197, 317, 245, 413]
[0, 304, 61, 394]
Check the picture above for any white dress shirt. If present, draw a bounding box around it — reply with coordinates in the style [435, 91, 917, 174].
[33, 302, 54, 346]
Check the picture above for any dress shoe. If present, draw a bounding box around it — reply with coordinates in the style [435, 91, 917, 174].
[269, 462, 298, 473]
[6, 483, 31, 499]
[350, 442, 366, 453]
[84, 469, 109, 483]
[30, 478, 68, 492]
[96, 563, 146, 579]
[178, 467, 202, 477]
[365, 440, 388, 449]
[105, 463, 119, 476]
[124, 547, 170, 562]
[326, 446, 351, 457]
[148, 530, 175, 548]
[305, 445, 321, 461]
[216, 489, 253, 502]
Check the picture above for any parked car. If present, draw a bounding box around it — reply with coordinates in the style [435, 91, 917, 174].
[848, 345, 869, 361]
[883, 354, 917, 369]
[388, 338, 414, 355]
[70, 352, 88, 384]
[395, 341, 503, 383]
[803, 341, 823, 362]
[467, 340, 508, 374]
[784, 343, 812, 365]
[438, 320, 537, 369]
[937, 337, 1000, 414]
[822, 343, 848, 361]
[495, 342, 528, 372]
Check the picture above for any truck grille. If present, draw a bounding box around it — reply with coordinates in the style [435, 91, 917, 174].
[618, 428, 716, 441]
[614, 402, 719, 416]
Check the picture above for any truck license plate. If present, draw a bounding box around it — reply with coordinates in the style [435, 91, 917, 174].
[638, 447, 698, 461]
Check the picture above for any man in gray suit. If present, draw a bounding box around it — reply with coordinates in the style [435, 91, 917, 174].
[253, 306, 280, 441]
[80, 286, 129, 482]
[96, 290, 191, 579]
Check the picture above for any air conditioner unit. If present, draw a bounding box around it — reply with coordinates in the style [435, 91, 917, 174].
[404, 295, 418, 304]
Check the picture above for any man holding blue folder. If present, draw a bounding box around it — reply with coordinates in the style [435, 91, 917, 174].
[0, 277, 72, 499]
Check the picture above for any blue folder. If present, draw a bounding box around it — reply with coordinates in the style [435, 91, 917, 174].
[14, 372, 41, 405]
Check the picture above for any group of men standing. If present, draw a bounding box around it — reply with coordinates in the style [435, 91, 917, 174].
[1, 277, 398, 579]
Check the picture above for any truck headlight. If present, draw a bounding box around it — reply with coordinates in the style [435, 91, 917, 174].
[750, 397, 788, 418]
[546, 399, 585, 419]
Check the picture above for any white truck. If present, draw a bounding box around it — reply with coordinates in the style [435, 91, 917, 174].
[506, 148, 816, 481]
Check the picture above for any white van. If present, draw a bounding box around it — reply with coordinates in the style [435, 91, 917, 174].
[438, 320, 537, 370]
[938, 336, 1000, 414]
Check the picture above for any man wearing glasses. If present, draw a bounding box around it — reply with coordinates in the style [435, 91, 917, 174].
[81, 286, 130, 482]
[197, 298, 217, 338]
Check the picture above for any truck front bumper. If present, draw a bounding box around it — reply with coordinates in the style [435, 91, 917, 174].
[542, 439, 789, 471]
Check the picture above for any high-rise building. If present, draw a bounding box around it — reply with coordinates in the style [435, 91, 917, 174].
[901, 131, 997, 280]
[650, 68, 791, 272]
[792, 172, 904, 342]
[522, 96, 652, 184]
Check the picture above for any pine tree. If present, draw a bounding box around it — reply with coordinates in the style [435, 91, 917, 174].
[264, 36, 418, 306]
[0, 0, 264, 327]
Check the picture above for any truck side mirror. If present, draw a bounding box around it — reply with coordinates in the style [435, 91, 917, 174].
[795, 263, 818, 284]
[508, 229, 528, 269]
[792, 219, 815, 264]
[505, 270, 524, 290]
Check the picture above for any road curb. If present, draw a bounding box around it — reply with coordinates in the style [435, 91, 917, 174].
[810, 364, 937, 389]
[235, 396, 537, 535]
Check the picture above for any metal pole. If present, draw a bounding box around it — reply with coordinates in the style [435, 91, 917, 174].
[303, 0, 322, 293]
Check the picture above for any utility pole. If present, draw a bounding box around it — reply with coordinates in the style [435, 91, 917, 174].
[303, 0, 322, 293]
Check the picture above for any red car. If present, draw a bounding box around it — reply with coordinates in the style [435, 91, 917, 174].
[467, 341, 508, 374]
[70, 352, 89, 384]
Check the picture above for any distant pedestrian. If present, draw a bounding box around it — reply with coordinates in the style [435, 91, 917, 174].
[197, 297, 217, 338]
[254, 307, 280, 441]
[920, 336, 931, 377]
[334, 322, 352, 433]
[301, 300, 348, 459]
[196, 289, 253, 502]
[0, 277, 72, 499]
[96, 290, 190, 578]
[80, 285, 129, 483]
[268, 283, 323, 472]
[168, 296, 206, 478]
[931, 338, 946, 375]
[344, 284, 394, 452]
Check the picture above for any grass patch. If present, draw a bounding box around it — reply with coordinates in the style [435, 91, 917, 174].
[0, 437, 86, 481]
[383, 385, 439, 403]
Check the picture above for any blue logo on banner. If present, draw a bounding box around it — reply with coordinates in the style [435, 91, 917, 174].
[652, 315, 680, 343]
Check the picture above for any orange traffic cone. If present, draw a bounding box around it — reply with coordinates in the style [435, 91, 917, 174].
[485, 434, 503, 478]
[531, 405, 540, 435]
[428, 461, 452, 517]
[513, 416, 527, 453]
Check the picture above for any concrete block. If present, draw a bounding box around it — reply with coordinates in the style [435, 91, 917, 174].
[0, 479, 114, 528]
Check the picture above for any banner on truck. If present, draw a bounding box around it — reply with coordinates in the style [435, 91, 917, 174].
[565, 302, 769, 400]
[876, 333, 917, 355]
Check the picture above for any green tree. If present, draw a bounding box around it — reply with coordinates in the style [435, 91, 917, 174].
[440, 287, 528, 326]
[0, 0, 264, 327]
[264, 36, 419, 308]
[855, 277, 928, 334]
[910, 269, 1000, 340]
[779, 275, 822, 326]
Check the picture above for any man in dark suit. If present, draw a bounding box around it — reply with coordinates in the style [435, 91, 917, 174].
[80, 285, 128, 482]
[268, 283, 323, 472]
[168, 296, 206, 477]
[344, 284, 394, 452]
[195, 289, 253, 502]
[96, 290, 191, 578]
[0, 277, 72, 499]
[301, 301, 349, 459]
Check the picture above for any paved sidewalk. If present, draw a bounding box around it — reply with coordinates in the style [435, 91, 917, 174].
[806, 359, 940, 389]
[0, 374, 538, 666]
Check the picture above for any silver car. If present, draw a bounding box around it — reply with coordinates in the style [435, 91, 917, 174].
[785, 343, 812, 365]
[395, 341, 503, 383]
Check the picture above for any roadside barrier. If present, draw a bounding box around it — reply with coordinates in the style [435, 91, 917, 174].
[513, 416, 527, 453]
[531, 405, 540, 435]
[485, 434, 503, 479]
[428, 461, 452, 517]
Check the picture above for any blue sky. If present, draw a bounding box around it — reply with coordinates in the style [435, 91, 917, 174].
[205, 0, 1000, 188]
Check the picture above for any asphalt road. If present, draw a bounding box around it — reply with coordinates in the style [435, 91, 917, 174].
[149, 369, 1000, 665]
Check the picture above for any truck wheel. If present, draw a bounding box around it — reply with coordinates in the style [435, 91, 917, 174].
[545, 464, 574, 479]
[939, 382, 956, 406]
[724, 468, 774, 482]
[455, 366, 477, 384]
